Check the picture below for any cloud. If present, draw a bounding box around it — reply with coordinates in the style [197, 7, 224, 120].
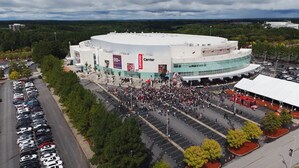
[0, 0, 298, 20]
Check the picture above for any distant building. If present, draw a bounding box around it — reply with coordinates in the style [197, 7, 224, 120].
[265, 21, 299, 29]
[8, 23, 26, 31]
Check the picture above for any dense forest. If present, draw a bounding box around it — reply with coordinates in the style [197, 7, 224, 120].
[1, 19, 299, 62]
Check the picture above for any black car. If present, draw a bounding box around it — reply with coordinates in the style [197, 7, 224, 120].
[37, 134, 53, 143]
[16, 122, 31, 129]
[20, 150, 37, 157]
[30, 106, 43, 112]
[40, 148, 56, 156]
[31, 115, 44, 120]
[20, 159, 39, 167]
[20, 147, 38, 154]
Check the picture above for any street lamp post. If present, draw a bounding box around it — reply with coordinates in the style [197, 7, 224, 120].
[209, 26, 212, 36]
[130, 93, 133, 111]
[166, 109, 169, 137]
[233, 91, 238, 114]
[289, 135, 297, 168]
[274, 60, 279, 77]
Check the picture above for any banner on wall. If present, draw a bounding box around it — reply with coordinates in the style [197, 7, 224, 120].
[127, 63, 135, 71]
[138, 54, 143, 70]
[75, 51, 80, 63]
[113, 55, 122, 69]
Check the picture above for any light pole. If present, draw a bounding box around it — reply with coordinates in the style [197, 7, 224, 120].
[289, 135, 297, 168]
[130, 93, 133, 111]
[263, 51, 267, 63]
[209, 26, 212, 36]
[274, 60, 279, 77]
[54, 32, 57, 41]
[166, 109, 170, 137]
[233, 91, 238, 114]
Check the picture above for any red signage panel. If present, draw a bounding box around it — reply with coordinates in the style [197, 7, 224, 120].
[138, 54, 143, 70]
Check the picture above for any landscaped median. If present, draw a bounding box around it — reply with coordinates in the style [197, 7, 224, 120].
[226, 121, 262, 156]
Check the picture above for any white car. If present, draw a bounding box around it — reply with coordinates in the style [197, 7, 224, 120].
[40, 144, 56, 152]
[15, 104, 24, 109]
[20, 143, 36, 150]
[44, 160, 63, 167]
[282, 70, 288, 74]
[43, 156, 61, 165]
[20, 154, 38, 162]
[40, 153, 57, 162]
[33, 124, 48, 130]
[19, 140, 35, 148]
[17, 127, 32, 133]
[286, 77, 293, 81]
[17, 136, 33, 144]
[31, 112, 44, 118]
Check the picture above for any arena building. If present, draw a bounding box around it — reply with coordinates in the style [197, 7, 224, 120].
[68, 32, 260, 82]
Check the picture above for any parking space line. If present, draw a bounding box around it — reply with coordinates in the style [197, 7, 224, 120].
[164, 102, 227, 139]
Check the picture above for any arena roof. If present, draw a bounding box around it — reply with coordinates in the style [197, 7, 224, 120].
[235, 74, 299, 108]
[91, 32, 229, 46]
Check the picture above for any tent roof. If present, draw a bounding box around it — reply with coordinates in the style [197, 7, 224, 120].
[234, 74, 299, 107]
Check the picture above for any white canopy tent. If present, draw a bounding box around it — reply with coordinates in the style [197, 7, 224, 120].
[234, 74, 299, 108]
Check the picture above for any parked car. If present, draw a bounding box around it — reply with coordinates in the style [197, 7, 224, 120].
[40, 144, 56, 152]
[20, 154, 38, 162]
[40, 152, 57, 162]
[43, 160, 63, 167]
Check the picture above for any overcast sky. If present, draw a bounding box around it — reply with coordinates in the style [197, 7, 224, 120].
[0, 0, 299, 20]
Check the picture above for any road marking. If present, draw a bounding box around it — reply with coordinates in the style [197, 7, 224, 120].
[164, 102, 227, 138]
[204, 100, 261, 126]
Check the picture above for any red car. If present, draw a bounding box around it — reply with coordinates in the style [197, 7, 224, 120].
[38, 141, 55, 149]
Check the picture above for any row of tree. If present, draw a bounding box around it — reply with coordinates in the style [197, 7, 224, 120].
[184, 138, 222, 168]
[8, 61, 32, 80]
[0, 47, 31, 60]
[40, 55, 148, 168]
[252, 41, 299, 63]
[183, 111, 293, 168]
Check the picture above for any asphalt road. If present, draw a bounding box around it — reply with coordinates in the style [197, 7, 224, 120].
[34, 78, 90, 168]
[0, 81, 19, 168]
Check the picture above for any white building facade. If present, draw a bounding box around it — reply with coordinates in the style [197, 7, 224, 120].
[69, 32, 260, 81]
[265, 21, 299, 29]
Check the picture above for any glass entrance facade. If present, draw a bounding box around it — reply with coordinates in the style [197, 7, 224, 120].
[173, 55, 251, 76]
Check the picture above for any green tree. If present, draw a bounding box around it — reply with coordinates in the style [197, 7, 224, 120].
[183, 146, 208, 168]
[201, 138, 222, 161]
[19, 62, 32, 78]
[9, 61, 19, 74]
[100, 118, 148, 168]
[261, 112, 282, 133]
[9, 71, 19, 80]
[227, 129, 248, 149]
[280, 110, 292, 126]
[242, 121, 263, 140]
[0, 68, 4, 79]
[153, 160, 170, 168]
[32, 41, 66, 63]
